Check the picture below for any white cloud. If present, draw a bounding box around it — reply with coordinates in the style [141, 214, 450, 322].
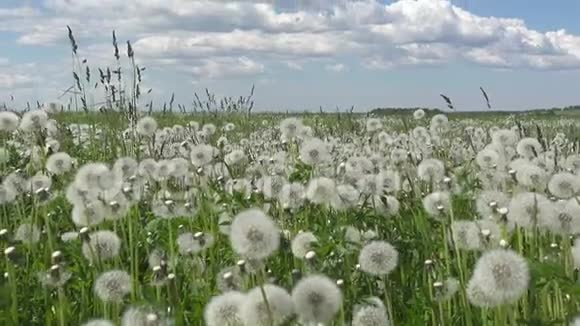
[2, 0, 580, 95]
[6, 0, 580, 69]
[326, 63, 348, 72]
[285, 61, 303, 71]
[0, 73, 38, 89]
[191, 56, 264, 78]
[0, 7, 39, 18]
[133, 30, 350, 59]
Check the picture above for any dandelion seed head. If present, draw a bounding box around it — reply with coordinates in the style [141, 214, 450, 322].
[177, 231, 215, 255]
[14, 223, 41, 244]
[225, 149, 247, 166]
[230, 208, 280, 260]
[278, 182, 305, 209]
[121, 306, 172, 326]
[515, 162, 548, 190]
[0, 111, 20, 132]
[548, 173, 580, 199]
[306, 177, 338, 205]
[508, 192, 554, 230]
[19, 110, 48, 132]
[46, 152, 73, 175]
[491, 129, 517, 147]
[291, 232, 318, 259]
[422, 191, 451, 220]
[202, 123, 217, 136]
[366, 118, 383, 133]
[190, 144, 217, 167]
[413, 109, 425, 120]
[516, 137, 542, 159]
[81, 319, 114, 326]
[300, 138, 330, 166]
[358, 240, 398, 276]
[476, 148, 501, 170]
[258, 175, 285, 199]
[240, 284, 294, 326]
[113, 157, 138, 180]
[94, 270, 131, 303]
[279, 117, 303, 139]
[451, 221, 483, 250]
[571, 238, 580, 268]
[0, 183, 17, 204]
[204, 291, 246, 326]
[352, 301, 389, 326]
[82, 230, 121, 262]
[136, 116, 158, 137]
[417, 158, 445, 183]
[476, 190, 509, 219]
[72, 201, 106, 227]
[291, 274, 342, 323]
[469, 249, 529, 306]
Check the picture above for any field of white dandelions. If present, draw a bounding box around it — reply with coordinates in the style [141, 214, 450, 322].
[2, 108, 580, 325]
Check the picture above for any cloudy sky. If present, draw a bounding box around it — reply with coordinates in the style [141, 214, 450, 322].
[1, 0, 580, 111]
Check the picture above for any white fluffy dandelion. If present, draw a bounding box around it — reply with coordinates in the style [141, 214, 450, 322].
[300, 138, 330, 166]
[417, 158, 445, 183]
[240, 284, 294, 326]
[278, 182, 306, 209]
[136, 116, 158, 137]
[46, 152, 73, 175]
[204, 291, 246, 326]
[113, 157, 138, 180]
[19, 110, 48, 133]
[14, 223, 41, 244]
[475, 190, 509, 219]
[547, 199, 580, 234]
[358, 240, 399, 276]
[335, 184, 360, 209]
[548, 172, 580, 199]
[190, 144, 217, 167]
[225, 149, 247, 166]
[434, 278, 460, 302]
[515, 163, 548, 190]
[121, 305, 172, 326]
[352, 299, 389, 326]
[230, 208, 280, 260]
[468, 249, 529, 306]
[82, 319, 114, 326]
[306, 177, 338, 205]
[516, 137, 542, 159]
[72, 201, 106, 227]
[366, 118, 383, 133]
[82, 230, 121, 263]
[74, 163, 121, 196]
[291, 274, 342, 323]
[279, 117, 303, 139]
[476, 148, 501, 170]
[491, 129, 517, 147]
[0, 111, 20, 132]
[507, 192, 554, 230]
[451, 221, 483, 251]
[177, 232, 215, 255]
[291, 232, 318, 259]
[413, 109, 425, 120]
[572, 238, 580, 269]
[94, 270, 132, 303]
[422, 191, 451, 220]
[0, 183, 17, 204]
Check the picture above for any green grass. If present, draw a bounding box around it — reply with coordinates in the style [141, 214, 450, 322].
[1, 110, 580, 325]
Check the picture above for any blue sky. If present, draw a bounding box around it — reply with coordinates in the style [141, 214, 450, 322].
[1, 0, 580, 111]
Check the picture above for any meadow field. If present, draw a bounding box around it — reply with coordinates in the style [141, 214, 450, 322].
[2, 106, 580, 326]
